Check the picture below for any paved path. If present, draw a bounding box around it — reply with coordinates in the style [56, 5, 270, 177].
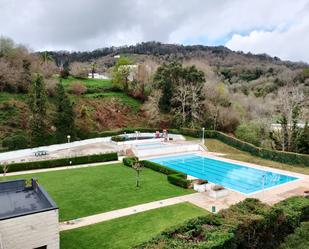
[2, 160, 121, 177]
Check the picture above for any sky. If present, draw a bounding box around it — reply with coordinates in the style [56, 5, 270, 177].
[1, 0, 309, 62]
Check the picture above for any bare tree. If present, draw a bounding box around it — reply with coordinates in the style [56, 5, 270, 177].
[1, 161, 9, 176]
[132, 158, 143, 188]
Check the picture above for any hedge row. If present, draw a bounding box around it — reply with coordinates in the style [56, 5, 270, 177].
[1, 152, 118, 173]
[279, 221, 309, 249]
[122, 157, 137, 167]
[140, 160, 182, 175]
[135, 196, 309, 249]
[167, 174, 191, 188]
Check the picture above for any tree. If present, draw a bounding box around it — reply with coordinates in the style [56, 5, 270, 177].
[296, 122, 309, 154]
[132, 158, 143, 188]
[70, 62, 88, 78]
[28, 74, 48, 146]
[112, 56, 132, 94]
[54, 82, 76, 143]
[18, 59, 32, 93]
[1, 161, 9, 176]
[91, 62, 96, 78]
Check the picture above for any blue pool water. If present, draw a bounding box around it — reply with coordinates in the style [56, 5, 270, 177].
[150, 154, 298, 194]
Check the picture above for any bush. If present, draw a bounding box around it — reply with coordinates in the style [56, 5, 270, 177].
[279, 221, 309, 249]
[140, 160, 181, 175]
[68, 82, 87, 95]
[123, 157, 138, 167]
[2, 134, 28, 150]
[135, 197, 309, 249]
[167, 174, 191, 188]
[111, 135, 126, 142]
[0, 152, 118, 173]
[235, 123, 261, 146]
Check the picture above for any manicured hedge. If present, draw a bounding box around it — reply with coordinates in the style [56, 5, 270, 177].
[1, 152, 118, 173]
[167, 173, 191, 188]
[140, 160, 182, 175]
[135, 196, 309, 249]
[122, 157, 138, 167]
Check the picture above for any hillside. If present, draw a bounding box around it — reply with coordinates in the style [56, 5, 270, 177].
[0, 38, 308, 153]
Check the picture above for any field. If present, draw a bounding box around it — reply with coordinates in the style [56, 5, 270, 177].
[1, 163, 194, 221]
[61, 76, 114, 91]
[60, 202, 207, 249]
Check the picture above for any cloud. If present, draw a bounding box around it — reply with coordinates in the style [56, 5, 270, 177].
[0, 0, 309, 62]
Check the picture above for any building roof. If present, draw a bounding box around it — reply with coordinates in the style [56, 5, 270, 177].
[0, 179, 57, 221]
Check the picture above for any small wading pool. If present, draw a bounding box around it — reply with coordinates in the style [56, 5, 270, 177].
[149, 154, 298, 194]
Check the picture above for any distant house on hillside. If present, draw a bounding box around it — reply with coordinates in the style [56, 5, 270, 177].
[114, 54, 120, 58]
[88, 73, 110, 80]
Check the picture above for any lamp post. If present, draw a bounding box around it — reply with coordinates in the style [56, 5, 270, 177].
[202, 127, 205, 145]
[67, 135, 71, 143]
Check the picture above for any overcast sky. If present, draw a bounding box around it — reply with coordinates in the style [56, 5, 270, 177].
[1, 0, 309, 62]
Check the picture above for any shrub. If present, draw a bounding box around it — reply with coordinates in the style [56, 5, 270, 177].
[167, 174, 191, 188]
[123, 157, 138, 167]
[2, 134, 28, 150]
[0, 152, 118, 173]
[235, 123, 261, 146]
[135, 196, 309, 249]
[69, 82, 87, 95]
[279, 221, 309, 249]
[111, 135, 126, 142]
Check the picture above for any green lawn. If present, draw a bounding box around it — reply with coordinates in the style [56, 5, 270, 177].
[60, 202, 207, 249]
[204, 138, 309, 175]
[61, 76, 113, 90]
[1, 164, 193, 221]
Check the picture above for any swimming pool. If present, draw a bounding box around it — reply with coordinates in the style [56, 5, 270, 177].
[149, 154, 298, 194]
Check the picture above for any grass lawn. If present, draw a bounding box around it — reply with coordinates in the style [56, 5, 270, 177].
[1, 164, 194, 221]
[60, 202, 207, 249]
[204, 138, 309, 175]
[61, 76, 113, 90]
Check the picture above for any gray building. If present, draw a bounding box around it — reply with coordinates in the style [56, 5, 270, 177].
[0, 179, 59, 249]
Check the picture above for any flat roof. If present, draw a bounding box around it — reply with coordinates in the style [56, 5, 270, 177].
[0, 179, 57, 221]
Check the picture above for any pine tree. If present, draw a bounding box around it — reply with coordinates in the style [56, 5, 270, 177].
[54, 82, 75, 143]
[28, 74, 48, 146]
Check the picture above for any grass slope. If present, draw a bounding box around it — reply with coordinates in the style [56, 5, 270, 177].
[1, 164, 193, 221]
[60, 202, 207, 249]
[61, 76, 113, 90]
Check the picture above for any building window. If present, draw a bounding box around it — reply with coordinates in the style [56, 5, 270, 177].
[34, 246, 47, 249]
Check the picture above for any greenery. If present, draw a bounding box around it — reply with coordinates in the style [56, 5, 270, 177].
[279, 221, 309, 249]
[54, 82, 76, 143]
[2, 134, 28, 150]
[60, 203, 207, 249]
[111, 135, 127, 142]
[61, 76, 114, 92]
[167, 174, 191, 188]
[28, 74, 48, 146]
[140, 160, 181, 175]
[136, 197, 309, 249]
[0, 152, 117, 173]
[123, 156, 138, 167]
[235, 122, 261, 146]
[1, 163, 194, 221]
